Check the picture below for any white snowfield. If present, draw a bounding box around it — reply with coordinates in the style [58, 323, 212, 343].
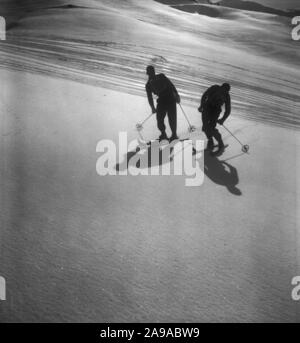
[0, 0, 299, 322]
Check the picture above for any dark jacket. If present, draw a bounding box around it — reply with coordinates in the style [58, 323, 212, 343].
[201, 85, 231, 120]
[146, 73, 179, 107]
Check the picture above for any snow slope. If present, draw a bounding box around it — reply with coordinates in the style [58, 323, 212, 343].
[0, 0, 299, 322]
[1, 0, 299, 128]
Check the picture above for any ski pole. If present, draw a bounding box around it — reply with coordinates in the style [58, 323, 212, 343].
[136, 113, 155, 131]
[179, 104, 196, 133]
[221, 123, 249, 153]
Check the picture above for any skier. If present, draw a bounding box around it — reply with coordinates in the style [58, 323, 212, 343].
[145, 65, 180, 142]
[198, 83, 231, 152]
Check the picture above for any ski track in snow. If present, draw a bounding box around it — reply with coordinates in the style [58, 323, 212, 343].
[0, 33, 299, 130]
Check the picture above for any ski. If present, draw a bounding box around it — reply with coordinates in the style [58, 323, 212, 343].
[145, 137, 190, 146]
[209, 144, 229, 156]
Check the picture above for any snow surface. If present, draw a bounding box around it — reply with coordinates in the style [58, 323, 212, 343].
[0, 0, 299, 322]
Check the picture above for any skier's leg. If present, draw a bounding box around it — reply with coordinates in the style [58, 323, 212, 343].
[167, 102, 178, 140]
[211, 115, 224, 150]
[156, 103, 168, 140]
[202, 109, 214, 149]
[212, 128, 224, 148]
[205, 125, 214, 150]
[210, 108, 224, 148]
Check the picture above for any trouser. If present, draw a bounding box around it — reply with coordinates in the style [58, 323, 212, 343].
[202, 106, 223, 144]
[156, 100, 177, 137]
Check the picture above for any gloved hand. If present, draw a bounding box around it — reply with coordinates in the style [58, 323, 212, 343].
[198, 106, 203, 113]
[151, 106, 156, 114]
[217, 118, 225, 125]
[176, 94, 181, 104]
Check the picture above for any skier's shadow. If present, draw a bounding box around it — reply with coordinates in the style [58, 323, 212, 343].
[203, 150, 242, 196]
[115, 143, 174, 171]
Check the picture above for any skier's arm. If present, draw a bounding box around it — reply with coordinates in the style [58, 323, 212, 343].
[145, 83, 156, 113]
[172, 83, 181, 104]
[198, 88, 210, 112]
[165, 76, 180, 103]
[201, 90, 209, 106]
[219, 94, 231, 124]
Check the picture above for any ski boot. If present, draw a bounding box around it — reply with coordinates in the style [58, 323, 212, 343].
[205, 138, 214, 151]
[211, 139, 225, 156]
[158, 133, 168, 142]
[169, 134, 179, 143]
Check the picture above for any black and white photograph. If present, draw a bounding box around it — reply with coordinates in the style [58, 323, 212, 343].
[0, 0, 299, 324]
